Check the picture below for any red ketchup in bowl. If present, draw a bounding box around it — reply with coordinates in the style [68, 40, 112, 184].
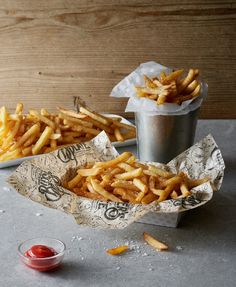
[24, 245, 59, 271]
[25, 245, 57, 258]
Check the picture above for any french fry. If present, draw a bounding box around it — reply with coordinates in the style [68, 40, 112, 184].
[159, 71, 166, 82]
[0, 103, 136, 163]
[77, 167, 102, 177]
[15, 103, 23, 114]
[135, 68, 201, 105]
[90, 179, 122, 202]
[29, 110, 56, 130]
[94, 152, 132, 168]
[133, 178, 148, 193]
[115, 168, 142, 180]
[73, 188, 107, 201]
[184, 79, 199, 93]
[66, 150, 209, 205]
[57, 107, 87, 119]
[59, 113, 93, 128]
[32, 126, 53, 155]
[111, 180, 140, 192]
[106, 246, 129, 256]
[187, 177, 209, 188]
[180, 183, 191, 197]
[117, 162, 134, 172]
[22, 146, 32, 157]
[145, 165, 173, 178]
[143, 232, 168, 251]
[10, 123, 40, 150]
[80, 106, 109, 125]
[86, 117, 113, 134]
[162, 69, 184, 85]
[0, 148, 21, 162]
[144, 75, 157, 88]
[114, 128, 124, 142]
[141, 192, 158, 204]
[178, 69, 197, 93]
[113, 188, 136, 203]
[67, 174, 83, 189]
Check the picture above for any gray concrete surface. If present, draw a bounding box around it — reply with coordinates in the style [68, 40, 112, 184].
[0, 120, 235, 287]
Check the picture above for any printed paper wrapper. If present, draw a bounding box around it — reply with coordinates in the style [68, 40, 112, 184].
[7, 132, 224, 229]
[110, 61, 208, 115]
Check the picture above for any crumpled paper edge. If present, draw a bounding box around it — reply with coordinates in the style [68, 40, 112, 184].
[7, 132, 224, 229]
[110, 61, 208, 116]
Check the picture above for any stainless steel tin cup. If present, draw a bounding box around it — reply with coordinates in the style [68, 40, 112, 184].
[135, 108, 199, 163]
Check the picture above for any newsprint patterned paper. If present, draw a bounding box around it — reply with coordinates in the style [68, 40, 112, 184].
[8, 132, 225, 229]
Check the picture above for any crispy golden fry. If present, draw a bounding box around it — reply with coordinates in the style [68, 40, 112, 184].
[59, 113, 93, 128]
[57, 107, 87, 119]
[90, 179, 122, 202]
[94, 152, 132, 168]
[32, 126, 53, 155]
[117, 162, 135, 172]
[23, 133, 39, 147]
[67, 174, 83, 189]
[106, 245, 129, 256]
[143, 232, 168, 251]
[115, 168, 142, 180]
[56, 150, 209, 205]
[135, 68, 201, 105]
[0, 103, 136, 163]
[162, 69, 184, 85]
[178, 69, 198, 93]
[111, 180, 140, 192]
[145, 165, 174, 178]
[71, 125, 100, 136]
[170, 190, 178, 199]
[114, 128, 124, 142]
[187, 177, 210, 188]
[87, 117, 113, 134]
[73, 188, 107, 201]
[160, 71, 166, 82]
[15, 103, 23, 114]
[113, 188, 136, 203]
[29, 110, 56, 129]
[112, 120, 136, 132]
[133, 178, 148, 193]
[184, 79, 199, 93]
[141, 192, 158, 204]
[22, 146, 32, 157]
[10, 123, 40, 150]
[0, 148, 21, 162]
[144, 75, 157, 88]
[180, 183, 191, 197]
[80, 106, 109, 125]
[77, 167, 102, 177]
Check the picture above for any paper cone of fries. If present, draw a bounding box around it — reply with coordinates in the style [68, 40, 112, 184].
[8, 132, 224, 229]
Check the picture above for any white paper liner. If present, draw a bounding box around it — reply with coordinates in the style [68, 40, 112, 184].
[110, 61, 208, 115]
[7, 132, 224, 229]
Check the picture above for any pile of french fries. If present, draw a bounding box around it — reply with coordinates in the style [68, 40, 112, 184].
[135, 68, 201, 105]
[67, 152, 209, 204]
[0, 104, 136, 163]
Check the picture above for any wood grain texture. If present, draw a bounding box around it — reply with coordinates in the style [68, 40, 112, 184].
[0, 0, 235, 118]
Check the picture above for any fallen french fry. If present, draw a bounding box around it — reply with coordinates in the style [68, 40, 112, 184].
[106, 245, 129, 255]
[143, 232, 168, 251]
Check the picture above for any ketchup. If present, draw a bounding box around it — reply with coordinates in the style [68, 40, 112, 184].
[24, 245, 59, 271]
[25, 245, 57, 258]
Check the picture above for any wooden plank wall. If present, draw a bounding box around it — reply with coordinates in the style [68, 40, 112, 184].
[0, 0, 235, 118]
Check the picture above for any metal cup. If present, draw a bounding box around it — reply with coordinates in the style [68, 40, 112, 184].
[135, 108, 199, 163]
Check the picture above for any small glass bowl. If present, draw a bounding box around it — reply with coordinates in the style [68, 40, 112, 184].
[18, 238, 66, 271]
